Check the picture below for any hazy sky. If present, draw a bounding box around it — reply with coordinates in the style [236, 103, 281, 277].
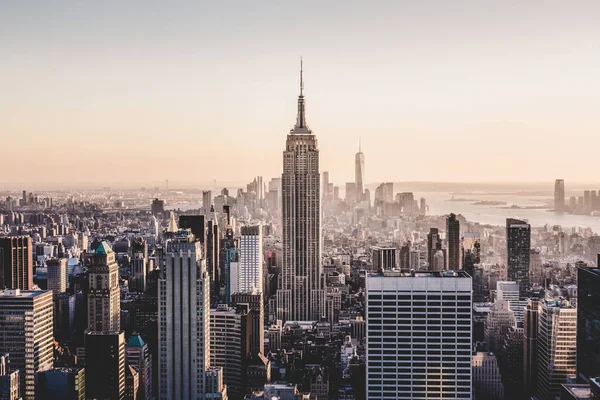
[2, 0, 600, 186]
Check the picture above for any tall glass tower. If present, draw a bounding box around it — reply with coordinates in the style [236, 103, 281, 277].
[277, 60, 324, 322]
[355, 139, 365, 201]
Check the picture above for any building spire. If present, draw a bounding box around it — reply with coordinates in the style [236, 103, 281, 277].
[359, 137, 362, 152]
[295, 57, 308, 129]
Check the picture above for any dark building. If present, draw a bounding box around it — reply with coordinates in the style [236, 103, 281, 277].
[85, 331, 126, 400]
[178, 215, 206, 243]
[427, 228, 443, 270]
[399, 242, 411, 272]
[506, 218, 531, 298]
[54, 293, 76, 343]
[35, 367, 86, 400]
[577, 266, 600, 382]
[524, 298, 539, 397]
[130, 237, 148, 293]
[0, 236, 33, 290]
[150, 199, 164, 216]
[221, 226, 237, 303]
[371, 246, 396, 272]
[231, 291, 264, 357]
[206, 218, 220, 294]
[446, 213, 460, 270]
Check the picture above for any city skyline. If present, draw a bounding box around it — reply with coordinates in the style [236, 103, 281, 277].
[2, 1, 600, 184]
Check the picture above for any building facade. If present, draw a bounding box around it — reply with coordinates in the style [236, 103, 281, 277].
[506, 218, 531, 298]
[239, 225, 263, 293]
[446, 213, 460, 270]
[86, 331, 126, 400]
[0, 236, 33, 290]
[87, 242, 121, 332]
[576, 266, 600, 382]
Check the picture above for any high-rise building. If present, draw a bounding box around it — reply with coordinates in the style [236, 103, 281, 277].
[355, 139, 365, 201]
[0, 236, 33, 290]
[126, 333, 153, 400]
[461, 232, 481, 276]
[158, 230, 211, 400]
[206, 217, 220, 292]
[0, 354, 20, 400]
[0, 290, 54, 400]
[46, 258, 67, 294]
[485, 299, 515, 353]
[345, 182, 357, 204]
[322, 171, 330, 202]
[576, 265, 600, 382]
[202, 191, 212, 214]
[472, 352, 504, 400]
[506, 218, 531, 298]
[524, 298, 539, 397]
[151, 199, 165, 216]
[221, 225, 238, 303]
[231, 291, 264, 358]
[536, 299, 577, 400]
[496, 281, 526, 323]
[209, 304, 251, 398]
[35, 367, 86, 400]
[86, 331, 126, 400]
[130, 237, 148, 293]
[178, 215, 206, 244]
[371, 246, 396, 272]
[554, 179, 565, 211]
[239, 225, 263, 293]
[276, 61, 325, 322]
[87, 242, 120, 332]
[366, 271, 472, 400]
[446, 213, 460, 270]
[427, 228, 444, 270]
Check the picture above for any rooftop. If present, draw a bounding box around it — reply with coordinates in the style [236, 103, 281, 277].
[561, 384, 595, 400]
[0, 289, 51, 298]
[94, 241, 113, 255]
[369, 270, 471, 278]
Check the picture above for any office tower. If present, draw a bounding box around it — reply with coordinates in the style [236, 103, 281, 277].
[355, 139, 365, 201]
[524, 298, 539, 397]
[46, 258, 67, 294]
[86, 331, 126, 400]
[239, 225, 263, 293]
[536, 299, 577, 400]
[222, 225, 238, 303]
[496, 281, 526, 323]
[87, 242, 120, 332]
[209, 304, 251, 398]
[485, 299, 515, 353]
[204, 367, 229, 399]
[151, 198, 164, 215]
[472, 352, 504, 400]
[126, 333, 152, 400]
[159, 230, 211, 400]
[371, 246, 396, 272]
[461, 232, 481, 276]
[0, 236, 33, 290]
[203, 190, 212, 214]
[554, 179, 565, 211]
[576, 265, 600, 382]
[125, 366, 139, 400]
[399, 242, 411, 271]
[54, 293, 76, 342]
[0, 354, 19, 400]
[130, 237, 148, 293]
[446, 213, 460, 270]
[35, 367, 86, 400]
[0, 290, 54, 400]
[506, 218, 531, 298]
[322, 171, 329, 202]
[365, 271, 472, 400]
[345, 182, 357, 204]
[231, 291, 264, 357]
[277, 61, 325, 322]
[206, 217, 220, 292]
[427, 228, 444, 270]
[178, 215, 206, 244]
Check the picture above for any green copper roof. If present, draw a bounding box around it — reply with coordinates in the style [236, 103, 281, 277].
[94, 241, 113, 255]
[127, 333, 145, 347]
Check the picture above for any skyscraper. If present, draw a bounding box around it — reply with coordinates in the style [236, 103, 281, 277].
[371, 246, 396, 272]
[130, 237, 148, 293]
[536, 299, 577, 400]
[239, 225, 263, 293]
[202, 191, 212, 214]
[35, 367, 86, 400]
[277, 60, 324, 322]
[0, 236, 33, 290]
[554, 179, 565, 211]
[158, 230, 211, 400]
[524, 298, 539, 398]
[126, 333, 153, 400]
[46, 258, 67, 294]
[366, 271, 472, 400]
[0, 290, 54, 400]
[87, 242, 121, 332]
[231, 291, 264, 358]
[355, 138, 365, 201]
[496, 280, 526, 323]
[461, 232, 481, 276]
[86, 331, 126, 400]
[506, 218, 531, 298]
[576, 265, 600, 382]
[446, 213, 460, 270]
[427, 228, 444, 270]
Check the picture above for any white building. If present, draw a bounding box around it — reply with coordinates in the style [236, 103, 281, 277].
[159, 231, 211, 400]
[485, 299, 516, 353]
[496, 281, 526, 323]
[536, 299, 577, 400]
[239, 224, 263, 293]
[366, 271, 472, 400]
[472, 352, 504, 400]
[0, 290, 54, 400]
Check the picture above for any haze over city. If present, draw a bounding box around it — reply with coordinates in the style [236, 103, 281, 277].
[2, 0, 600, 185]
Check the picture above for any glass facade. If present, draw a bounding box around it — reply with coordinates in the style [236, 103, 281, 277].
[577, 266, 600, 382]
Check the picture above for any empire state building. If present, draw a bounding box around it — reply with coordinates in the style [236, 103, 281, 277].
[276, 61, 325, 322]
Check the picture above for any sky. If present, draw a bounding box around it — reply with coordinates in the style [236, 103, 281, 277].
[1, 0, 600, 187]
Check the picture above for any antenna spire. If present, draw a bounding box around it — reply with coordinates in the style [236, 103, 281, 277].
[300, 57, 304, 96]
[359, 137, 362, 152]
